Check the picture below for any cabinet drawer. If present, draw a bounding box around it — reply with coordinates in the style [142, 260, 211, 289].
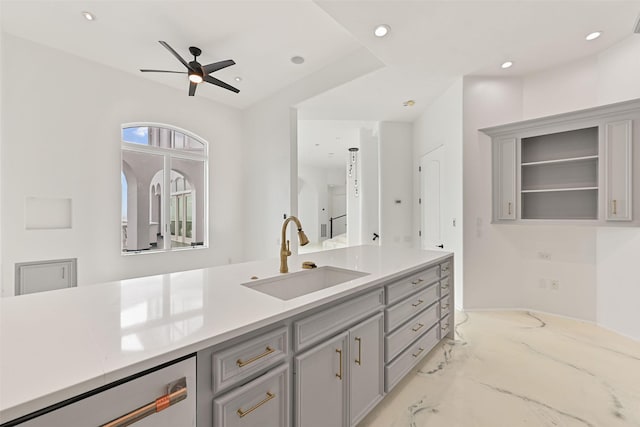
[293, 288, 384, 352]
[439, 297, 451, 319]
[213, 364, 289, 427]
[385, 283, 438, 332]
[212, 327, 288, 394]
[385, 266, 439, 305]
[440, 315, 452, 339]
[440, 260, 451, 278]
[385, 303, 439, 362]
[385, 324, 438, 392]
[18, 356, 196, 426]
[439, 277, 451, 298]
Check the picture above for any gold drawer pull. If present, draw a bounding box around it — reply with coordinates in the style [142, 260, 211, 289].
[412, 347, 424, 358]
[236, 392, 275, 418]
[354, 337, 362, 366]
[411, 299, 424, 307]
[336, 348, 343, 379]
[411, 323, 424, 332]
[508, 202, 512, 215]
[101, 378, 187, 427]
[613, 199, 618, 215]
[236, 346, 275, 367]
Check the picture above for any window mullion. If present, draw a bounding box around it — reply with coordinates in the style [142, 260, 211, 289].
[163, 154, 172, 250]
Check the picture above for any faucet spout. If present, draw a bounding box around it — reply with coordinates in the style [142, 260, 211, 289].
[280, 215, 309, 273]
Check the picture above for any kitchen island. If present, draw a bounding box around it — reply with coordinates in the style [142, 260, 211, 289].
[0, 245, 453, 426]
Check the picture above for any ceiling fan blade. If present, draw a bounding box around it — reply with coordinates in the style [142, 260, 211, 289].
[203, 59, 236, 74]
[204, 75, 240, 93]
[189, 81, 197, 96]
[140, 69, 187, 74]
[159, 41, 192, 70]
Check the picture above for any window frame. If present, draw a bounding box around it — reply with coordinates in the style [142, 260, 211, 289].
[121, 122, 209, 255]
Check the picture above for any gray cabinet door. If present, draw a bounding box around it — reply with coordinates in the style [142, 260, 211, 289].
[605, 120, 633, 221]
[349, 313, 384, 426]
[295, 332, 348, 427]
[495, 137, 517, 220]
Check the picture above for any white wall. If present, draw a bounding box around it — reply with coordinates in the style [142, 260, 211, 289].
[379, 122, 413, 247]
[412, 78, 464, 308]
[462, 35, 640, 339]
[360, 128, 379, 245]
[242, 48, 383, 261]
[1, 34, 245, 296]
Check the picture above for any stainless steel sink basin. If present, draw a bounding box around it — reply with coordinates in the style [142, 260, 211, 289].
[242, 266, 369, 300]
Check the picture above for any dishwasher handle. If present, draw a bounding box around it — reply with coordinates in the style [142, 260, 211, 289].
[100, 377, 187, 427]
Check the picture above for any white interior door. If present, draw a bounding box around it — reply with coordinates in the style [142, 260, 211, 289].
[421, 146, 444, 250]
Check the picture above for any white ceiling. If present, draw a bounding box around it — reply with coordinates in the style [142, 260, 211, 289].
[298, 120, 375, 169]
[2, 1, 640, 122]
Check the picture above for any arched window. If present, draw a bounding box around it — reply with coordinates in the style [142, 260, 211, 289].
[121, 124, 208, 253]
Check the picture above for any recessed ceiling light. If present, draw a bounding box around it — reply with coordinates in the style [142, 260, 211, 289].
[234, 76, 242, 82]
[81, 11, 95, 21]
[585, 31, 602, 41]
[501, 61, 514, 69]
[374, 24, 391, 38]
[291, 56, 305, 65]
[403, 100, 415, 107]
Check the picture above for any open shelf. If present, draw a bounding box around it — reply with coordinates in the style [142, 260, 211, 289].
[520, 126, 599, 220]
[522, 189, 598, 220]
[521, 127, 598, 163]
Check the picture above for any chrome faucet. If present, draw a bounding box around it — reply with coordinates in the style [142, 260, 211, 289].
[280, 215, 309, 273]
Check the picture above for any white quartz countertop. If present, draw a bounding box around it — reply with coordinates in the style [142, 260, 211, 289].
[0, 245, 450, 423]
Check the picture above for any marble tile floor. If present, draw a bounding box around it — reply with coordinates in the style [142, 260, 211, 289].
[358, 311, 640, 427]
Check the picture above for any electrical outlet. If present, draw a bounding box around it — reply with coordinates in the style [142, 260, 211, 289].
[551, 280, 560, 290]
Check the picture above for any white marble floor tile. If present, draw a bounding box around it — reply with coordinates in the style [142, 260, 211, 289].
[358, 311, 640, 427]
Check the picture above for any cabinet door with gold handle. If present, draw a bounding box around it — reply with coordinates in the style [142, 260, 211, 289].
[349, 313, 384, 426]
[295, 332, 348, 427]
[605, 120, 633, 221]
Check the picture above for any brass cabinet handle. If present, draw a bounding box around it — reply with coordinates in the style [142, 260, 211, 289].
[100, 378, 187, 427]
[354, 337, 362, 365]
[412, 347, 425, 358]
[236, 346, 275, 367]
[411, 323, 425, 332]
[236, 392, 275, 418]
[508, 202, 512, 215]
[613, 199, 618, 215]
[335, 348, 343, 379]
[411, 299, 424, 307]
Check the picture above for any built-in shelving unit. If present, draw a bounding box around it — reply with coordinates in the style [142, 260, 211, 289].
[520, 127, 599, 220]
[482, 98, 639, 225]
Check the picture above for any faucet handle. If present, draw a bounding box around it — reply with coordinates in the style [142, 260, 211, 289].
[286, 240, 291, 255]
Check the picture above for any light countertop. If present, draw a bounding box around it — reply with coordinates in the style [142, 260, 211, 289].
[0, 245, 450, 423]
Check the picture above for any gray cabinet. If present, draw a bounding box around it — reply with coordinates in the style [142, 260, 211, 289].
[349, 313, 384, 426]
[213, 364, 289, 427]
[494, 137, 517, 220]
[295, 313, 384, 427]
[605, 120, 633, 221]
[484, 99, 639, 224]
[295, 332, 348, 427]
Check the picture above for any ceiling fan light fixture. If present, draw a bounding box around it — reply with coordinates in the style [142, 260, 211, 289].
[374, 24, 390, 38]
[189, 72, 203, 84]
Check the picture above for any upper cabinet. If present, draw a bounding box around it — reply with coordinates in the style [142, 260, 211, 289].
[605, 120, 633, 221]
[482, 99, 640, 225]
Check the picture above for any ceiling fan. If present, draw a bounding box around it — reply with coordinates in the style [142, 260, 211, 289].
[140, 41, 239, 96]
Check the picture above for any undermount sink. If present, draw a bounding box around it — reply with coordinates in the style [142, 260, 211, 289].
[242, 266, 369, 300]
